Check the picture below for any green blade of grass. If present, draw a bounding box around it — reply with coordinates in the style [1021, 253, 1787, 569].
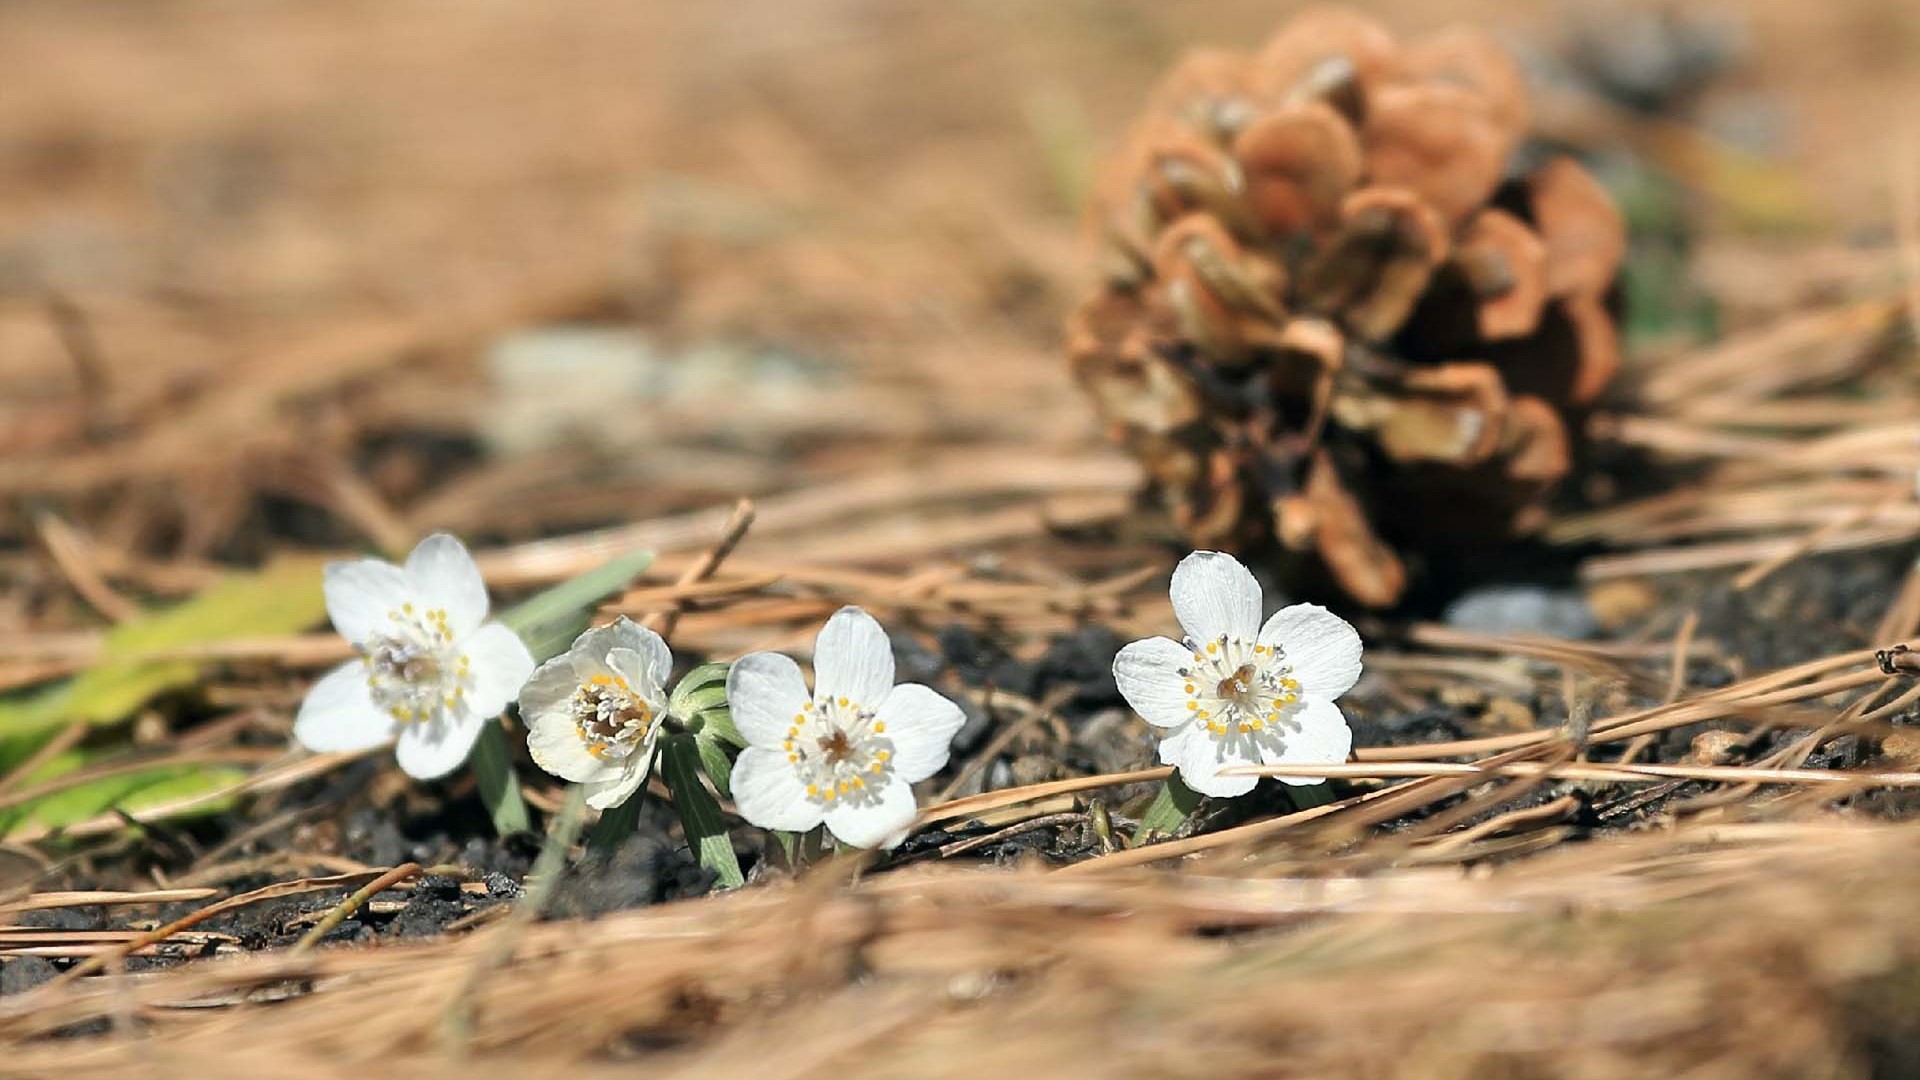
[470, 721, 531, 836]
[0, 557, 328, 771]
[497, 550, 655, 663]
[0, 756, 248, 839]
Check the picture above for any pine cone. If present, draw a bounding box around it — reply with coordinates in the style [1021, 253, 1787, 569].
[1067, 7, 1626, 607]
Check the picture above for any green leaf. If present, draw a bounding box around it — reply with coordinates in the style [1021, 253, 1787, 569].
[0, 756, 248, 839]
[693, 729, 733, 800]
[658, 733, 744, 889]
[697, 705, 743, 750]
[1286, 782, 1336, 811]
[470, 721, 531, 836]
[497, 549, 656, 662]
[0, 557, 328, 772]
[670, 681, 729, 721]
[1132, 775, 1204, 844]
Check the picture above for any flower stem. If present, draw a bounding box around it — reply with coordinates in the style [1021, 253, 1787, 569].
[471, 721, 531, 836]
[1132, 774, 1204, 843]
[585, 793, 643, 856]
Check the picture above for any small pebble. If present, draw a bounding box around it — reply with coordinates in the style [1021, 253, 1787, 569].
[1445, 586, 1598, 640]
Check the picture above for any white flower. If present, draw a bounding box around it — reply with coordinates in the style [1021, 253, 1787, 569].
[294, 533, 534, 779]
[1113, 550, 1362, 798]
[727, 606, 964, 849]
[518, 617, 670, 810]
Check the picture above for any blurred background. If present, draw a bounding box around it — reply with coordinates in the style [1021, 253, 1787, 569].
[1, 0, 1915, 585]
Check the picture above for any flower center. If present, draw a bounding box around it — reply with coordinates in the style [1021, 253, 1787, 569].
[571, 673, 655, 760]
[1179, 634, 1303, 748]
[784, 695, 895, 808]
[361, 603, 469, 725]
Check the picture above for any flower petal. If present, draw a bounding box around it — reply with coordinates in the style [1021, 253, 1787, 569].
[875, 683, 965, 783]
[812, 606, 894, 710]
[600, 617, 671, 696]
[1257, 603, 1363, 699]
[1157, 724, 1259, 798]
[731, 746, 822, 832]
[322, 559, 410, 645]
[1170, 550, 1263, 644]
[822, 780, 918, 850]
[461, 623, 535, 721]
[404, 533, 489, 637]
[1259, 697, 1353, 786]
[393, 714, 485, 780]
[585, 750, 655, 810]
[516, 653, 580, 722]
[526, 711, 621, 784]
[1114, 636, 1199, 728]
[293, 661, 395, 752]
[728, 651, 811, 747]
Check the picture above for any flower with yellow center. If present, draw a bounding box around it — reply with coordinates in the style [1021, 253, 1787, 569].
[1113, 551, 1362, 798]
[727, 606, 965, 849]
[519, 617, 671, 810]
[295, 534, 534, 780]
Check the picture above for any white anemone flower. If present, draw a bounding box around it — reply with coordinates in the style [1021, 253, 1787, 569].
[727, 606, 964, 849]
[294, 533, 534, 779]
[519, 617, 670, 810]
[1114, 550, 1362, 798]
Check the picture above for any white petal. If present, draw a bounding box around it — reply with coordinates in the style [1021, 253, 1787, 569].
[322, 559, 410, 645]
[461, 623, 535, 721]
[731, 747, 822, 832]
[293, 661, 396, 752]
[404, 533, 490, 637]
[599, 617, 671, 695]
[1259, 698, 1353, 786]
[1258, 603, 1363, 699]
[811, 606, 894, 710]
[516, 653, 580, 721]
[728, 651, 811, 747]
[875, 683, 965, 783]
[526, 711, 621, 784]
[1157, 724, 1259, 798]
[1170, 550, 1263, 644]
[393, 714, 486, 780]
[822, 780, 918, 850]
[585, 750, 655, 810]
[1113, 637, 1199, 728]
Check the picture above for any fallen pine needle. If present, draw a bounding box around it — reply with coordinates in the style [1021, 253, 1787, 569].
[1223, 760, 1920, 787]
[290, 862, 423, 954]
